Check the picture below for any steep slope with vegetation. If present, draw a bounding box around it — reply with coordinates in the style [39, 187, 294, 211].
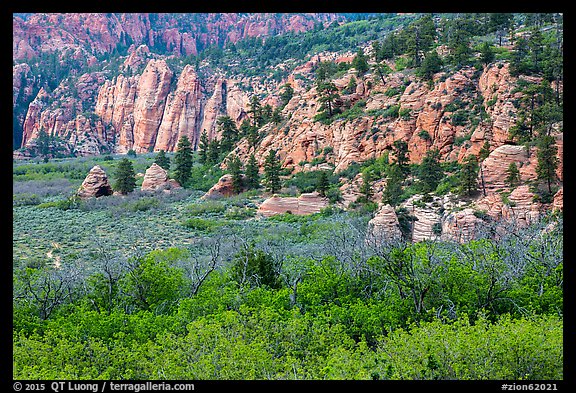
[13, 12, 563, 381]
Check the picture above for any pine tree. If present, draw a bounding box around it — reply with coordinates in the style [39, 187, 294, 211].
[245, 153, 260, 190]
[316, 171, 330, 197]
[263, 149, 282, 194]
[358, 171, 374, 203]
[317, 81, 340, 117]
[114, 158, 136, 195]
[351, 48, 369, 76]
[382, 164, 403, 206]
[458, 155, 479, 196]
[478, 141, 491, 162]
[345, 76, 357, 94]
[478, 141, 491, 196]
[279, 83, 294, 108]
[174, 135, 193, 187]
[479, 42, 495, 66]
[505, 162, 521, 189]
[227, 154, 244, 194]
[206, 139, 220, 165]
[198, 130, 209, 164]
[154, 149, 170, 170]
[393, 140, 410, 176]
[372, 61, 392, 85]
[217, 116, 238, 153]
[406, 14, 436, 67]
[536, 135, 559, 194]
[271, 107, 283, 124]
[418, 149, 443, 193]
[249, 95, 263, 127]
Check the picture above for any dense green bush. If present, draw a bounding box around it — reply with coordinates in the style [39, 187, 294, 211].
[182, 217, 223, 232]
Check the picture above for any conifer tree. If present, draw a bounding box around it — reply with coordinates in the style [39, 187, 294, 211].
[382, 164, 403, 206]
[478, 141, 491, 196]
[358, 171, 374, 203]
[458, 155, 479, 196]
[227, 154, 244, 194]
[279, 83, 294, 108]
[217, 116, 238, 153]
[393, 140, 410, 176]
[114, 158, 136, 195]
[174, 135, 193, 187]
[351, 48, 369, 76]
[505, 162, 521, 189]
[198, 130, 209, 164]
[154, 149, 170, 170]
[317, 81, 340, 117]
[263, 149, 282, 194]
[418, 149, 443, 193]
[245, 153, 260, 190]
[249, 95, 263, 127]
[206, 139, 220, 165]
[536, 135, 559, 195]
[316, 171, 330, 197]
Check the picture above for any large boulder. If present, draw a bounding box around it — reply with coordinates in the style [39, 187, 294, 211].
[76, 165, 113, 199]
[202, 174, 245, 199]
[257, 192, 329, 217]
[552, 187, 563, 212]
[366, 204, 402, 242]
[141, 163, 180, 191]
[441, 208, 484, 243]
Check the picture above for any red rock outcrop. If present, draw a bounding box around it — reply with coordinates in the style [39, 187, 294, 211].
[402, 195, 445, 242]
[366, 204, 402, 242]
[552, 187, 563, 212]
[477, 62, 521, 144]
[155, 65, 203, 151]
[501, 185, 541, 226]
[441, 208, 484, 243]
[141, 163, 180, 191]
[480, 144, 533, 193]
[202, 174, 244, 199]
[13, 13, 340, 62]
[76, 165, 113, 199]
[94, 74, 139, 153]
[230, 65, 497, 174]
[200, 78, 227, 140]
[13, 63, 35, 107]
[257, 192, 329, 217]
[131, 59, 173, 153]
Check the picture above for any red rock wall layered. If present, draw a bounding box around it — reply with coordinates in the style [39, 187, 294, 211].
[155, 65, 203, 151]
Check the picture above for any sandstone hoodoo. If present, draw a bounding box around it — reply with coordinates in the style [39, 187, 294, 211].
[76, 165, 113, 199]
[257, 192, 329, 217]
[366, 204, 402, 242]
[141, 163, 180, 192]
[202, 174, 246, 199]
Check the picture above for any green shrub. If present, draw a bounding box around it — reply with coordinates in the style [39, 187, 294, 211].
[450, 110, 468, 126]
[126, 197, 161, 212]
[37, 196, 81, 210]
[231, 244, 281, 289]
[187, 200, 227, 216]
[13, 193, 42, 206]
[418, 130, 431, 141]
[384, 86, 403, 97]
[399, 107, 412, 120]
[224, 206, 257, 220]
[182, 217, 222, 232]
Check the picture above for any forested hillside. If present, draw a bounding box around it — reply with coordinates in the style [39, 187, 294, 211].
[13, 12, 563, 382]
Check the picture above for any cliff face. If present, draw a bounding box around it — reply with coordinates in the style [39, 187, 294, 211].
[231, 62, 555, 173]
[155, 65, 203, 152]
[131, 59, 173, 153]
[13, 13, 342, 62]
